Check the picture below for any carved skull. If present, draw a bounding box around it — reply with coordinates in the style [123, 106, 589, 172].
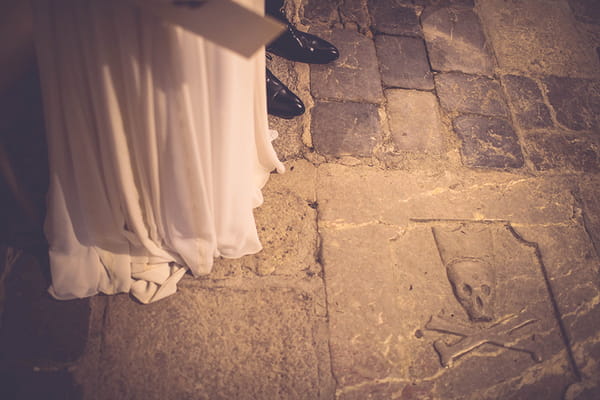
[446, 258, 496, 322]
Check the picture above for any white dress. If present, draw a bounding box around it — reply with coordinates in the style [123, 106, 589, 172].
[32, 0, 284, 303]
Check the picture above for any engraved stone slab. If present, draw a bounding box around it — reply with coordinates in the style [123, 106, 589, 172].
[385, 89, 444, 153]
[542, 76, 600, 131]
[317, 164, 599, 399]
[311, 101, 381, 157]
[421, 5, 494, 76]
[75, 287, 328, 400]
[368, 0, 421, 36]
[375, 36, 434, 90]
[310, 28, 384, 103]
[435, 72, 509, 117]
[302, 0, 340, 25]
[453, 115, 524, 169]
[522, 131, 600, 173]
[477, 0, 600, 78]
[501, 75, 553, 130]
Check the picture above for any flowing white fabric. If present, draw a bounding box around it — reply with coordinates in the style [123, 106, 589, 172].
[32, 0, 284, 303]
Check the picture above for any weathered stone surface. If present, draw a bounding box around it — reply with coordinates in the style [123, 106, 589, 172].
[502, 75, 553, 130]
[340, 0, 370, 33]
[267, 58, 308, 160]
[317, 164, 594, 398]
[385, 89, 444, 152]
[523, 132, 600, 172]
[310, 29, 384, 103]
[422, 5, 494, 76]
[0, 253, 89, 364]
[578, 175, 600, 257]
[77, 287, 328, 400]
[375, 36, 434, 90]
[311, 101, 381, 157]
[453, 115, 524, 169]
[569, 0, 600, 25]
[477, 0, 600, 78]
[302, 0, 340, 25]
[543, 76, 600, 131]
[211, 160, 319, 278]
[435, 72, 509, 117]
[368, 0, 421, 36]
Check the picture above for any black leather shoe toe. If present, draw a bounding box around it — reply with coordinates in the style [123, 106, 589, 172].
[266, 68, 305, 119]
[267, 25, 339, 64]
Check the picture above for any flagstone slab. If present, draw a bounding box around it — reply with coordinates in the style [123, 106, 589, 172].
[542, 76, 600, 131]
[76, 287, 330, 400]
[422, 5, 494, 76]
[501, 75, 553, 130]
[317, 164, 599, 399]
[385, 89, 444, 153]
[522, 131, 600, 173]
[375, 36, 434, 90]
[477, 0, 600, 78]
[435, 72, 509, 117]
[311, 101, 381, 157]
[453, 115, 524, 169]
[368, 0, 421, 36]
[310, 29, 384, 104]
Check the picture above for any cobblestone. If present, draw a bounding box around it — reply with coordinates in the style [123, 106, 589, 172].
[435, 72, 509, 117]
[523, 131, 600, 172]
[375, 35, 434, 90]
[543, 76, 600, 131]
[385, 89, 443, 153]
[310, 28, 384, 103]
[422, 5, 494, 76]
[502, 74, 553, 130]
[453, 115, 524, 169]
[311, 101, 381, 156]
[368, 0, 422, 36]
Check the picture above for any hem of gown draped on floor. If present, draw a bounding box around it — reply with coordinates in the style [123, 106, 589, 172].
[33, 0, 284, 303]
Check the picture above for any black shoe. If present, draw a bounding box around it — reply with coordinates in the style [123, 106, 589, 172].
[266, 19, 339, 64]
[266, 68, 305, 119]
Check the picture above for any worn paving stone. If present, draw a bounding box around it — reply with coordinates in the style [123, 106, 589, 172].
[453, 115, 524, 169]
[523, 131, 600, 173]
[211, 160, 319, 278]
[0, 253, 89, 365]
[385, 89, 444, 153]
[310, 28, 384, 103]
[542, 76, 600, 131]
[311, 101, 381, 157]
[368, 0, 422, 36]
[339, 0, 370, 33]
[317, 163, 599, 399]
[375, 36, 434, 90]
[577, 175, 600, 257]
[477, 0, 600, 78]
[302, 0, 341, 25]
[75, 287, 328, 400]
[435, 72, 509, 117]
[569, 0, 600, 25]
[422, 5, 494, 76]
[501, 75, 553, 130]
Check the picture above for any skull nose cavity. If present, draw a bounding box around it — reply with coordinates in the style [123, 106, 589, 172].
[462, 284, 472, 296]
[481, 284, 491, 296]
[476, 296, 484, 308]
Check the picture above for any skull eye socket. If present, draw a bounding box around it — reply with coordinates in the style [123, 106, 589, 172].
[481, 285, 491, 296]
[462, 284, 472, 296]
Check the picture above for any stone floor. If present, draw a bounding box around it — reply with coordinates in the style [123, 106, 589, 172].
[1, 0, 600, 399]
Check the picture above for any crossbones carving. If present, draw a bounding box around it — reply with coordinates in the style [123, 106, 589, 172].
[425, 313, 543, 367]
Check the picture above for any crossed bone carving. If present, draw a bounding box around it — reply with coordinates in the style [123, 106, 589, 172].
[425, 313, 543, 367]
